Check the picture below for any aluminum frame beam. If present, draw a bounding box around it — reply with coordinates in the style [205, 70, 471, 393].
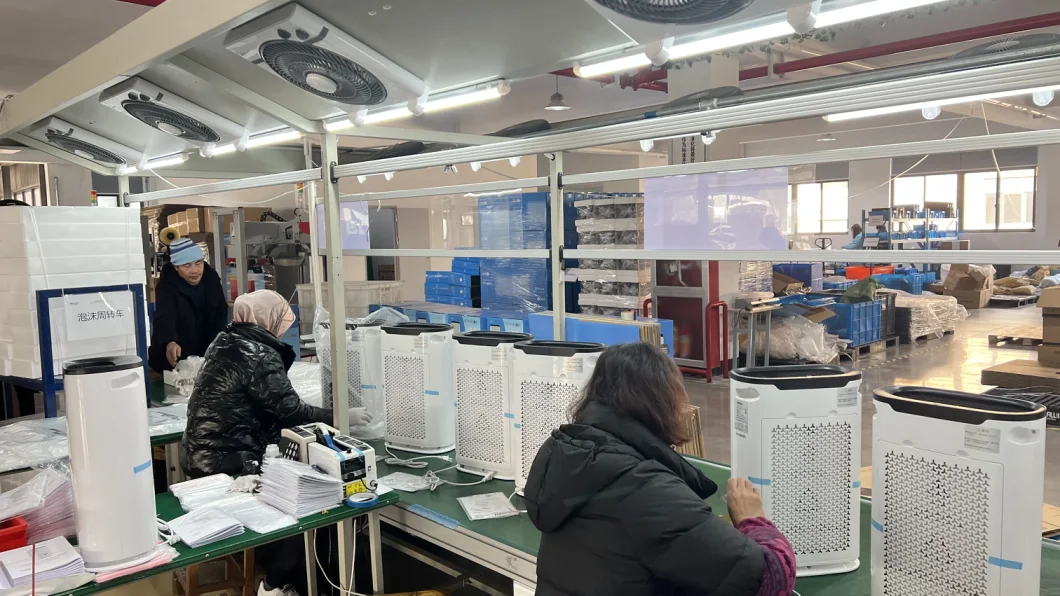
[566, 249, 1060, 265]
[338, 178, 547, 203]
[331, 55, 1060, 178]
[340, 126, 507, 146]
[0, 0, 283, 138]
[126, 168, 320, 203]
[341, 249, 550, 259]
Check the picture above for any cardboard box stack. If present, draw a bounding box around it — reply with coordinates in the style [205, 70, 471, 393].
[943, 264, 994, 309]
[1039, 288, 1060, 367]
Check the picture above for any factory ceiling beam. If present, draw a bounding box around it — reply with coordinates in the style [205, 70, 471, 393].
[0, 0, 283, 138]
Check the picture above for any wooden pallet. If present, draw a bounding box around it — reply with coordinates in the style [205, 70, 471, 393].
[990, 294, 1040, 308]
[840, 335, 899, 362]
[989, 325, 1044, 348]
[901, 329, 955, 344]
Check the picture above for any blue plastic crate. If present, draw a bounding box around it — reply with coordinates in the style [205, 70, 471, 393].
[823, 300, 882, 346]
[452, 259, 481, 275]
[822, 280, 856, 291]
[873, 273, 923, 295]
[922, 271, 937, 284]
[424, 282, 452, 296]
[451, 284, 480, 299]
[773, 263, 824, 290]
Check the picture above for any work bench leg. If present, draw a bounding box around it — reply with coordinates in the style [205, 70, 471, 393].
[338, 519, 355, 593]
[165, 442, 186, 486]
[369, 511, 384, 594]
[303, 531, 318, 596]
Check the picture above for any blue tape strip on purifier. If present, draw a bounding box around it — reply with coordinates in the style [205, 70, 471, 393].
[361, 384, 377, 390]
[503, 413, 514, 419]
[852, 481, 862, 488]
[132, 460, 151, 474]
[408, 504, 461, 529]
[871, 519, 885, 533]
[425, 390, 440, 395]
[514, 423, 522, 429]
[749, 477, 771, 486]
[988, 557, 1024, 570]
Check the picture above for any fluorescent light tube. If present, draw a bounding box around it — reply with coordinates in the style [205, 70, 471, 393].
[122, 152, 190, 174]
[245, 129, 303, 148]
[669, 21, 795, 60]
[575, 54, 652, 78]
[824, 84, 1060, 122]
[816, 0, 948, 28]
[349, 82, 509, 127]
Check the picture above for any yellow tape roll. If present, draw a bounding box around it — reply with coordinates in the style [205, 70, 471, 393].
[159, 226, 180, 246]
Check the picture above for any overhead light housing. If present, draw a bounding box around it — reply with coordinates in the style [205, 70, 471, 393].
[574, 53, 651, 78]
[815, 0, 948, 28]
[824, 84, 1060, 122]
[1033, 89, 1056, 107]
[118, 152, 189, 175]
[921, 105, 942, 120]
[345, 81, 511, 127]
[244, 128, 303, 149]
[669, 20, 795, 61]
[470, 161, 482, 172]
[545, 75, 571, 111]
[701, 130, 718, 146]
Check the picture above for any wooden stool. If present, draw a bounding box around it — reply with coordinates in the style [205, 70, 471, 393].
[173, 549, 255, 596]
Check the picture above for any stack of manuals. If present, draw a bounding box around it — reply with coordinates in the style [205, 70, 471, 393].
[169, 473, 297, 534]
[0, 537, 84, 588]
[259, 458, 342, 518]
[166, 508, 244, 548]
[0, 468, 76, 543]
[170, 474, 234, 511]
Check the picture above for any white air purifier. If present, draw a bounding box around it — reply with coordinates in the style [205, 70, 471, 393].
[27, 117, 143, 167]
[871, 386, 1047, 596]
[513, 340, 604, 493]
[317, 320, 384, 439]
[730, 365, 863, 577]
[381, 323, 455, 454]
[100, 77, 246, 146]
[64, 356, 157, 572]
[453, 331, 533, 480]
[224, 3, 427, 110]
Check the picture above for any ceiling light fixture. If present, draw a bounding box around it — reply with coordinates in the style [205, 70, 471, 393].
[574, 54, 652, 79]
[545, 76, 571, 111]
[244, 128, 303, 149]
[117, 152, 189, 175]
[668, 21, 795, 61]
[470, 161, 482, 172]
[825, 84, 1060, 122]
[815, 0, 948, 28]
[921, 106, 943, 120]
[335, 81, 511, 128]
[1033, 89, 1056, 107]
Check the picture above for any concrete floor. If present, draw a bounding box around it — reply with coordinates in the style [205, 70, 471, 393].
[683, 305, 1060, 503]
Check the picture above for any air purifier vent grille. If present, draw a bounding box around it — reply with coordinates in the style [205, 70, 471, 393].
[882, 451, 990, 595]
[769, 422, 852, 556]
[347, 348, 363, 408]
[456, 367, 506, 464]
[384, 355, 426, 440]
[320, 343, 333, 407]
[519, 380, 580, 482]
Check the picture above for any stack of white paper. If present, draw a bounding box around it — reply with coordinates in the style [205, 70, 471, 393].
[170, 474, 234, 512]
[24, 471, 76, 544]
[166, 508, 244, 548]
[0, 537, 84, 588]
[258, 458, 342, 518]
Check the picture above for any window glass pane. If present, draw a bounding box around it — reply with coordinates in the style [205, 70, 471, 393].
[925, 174, 958, 205]
[795, 183, 822, 234]
[998, 169, 1035, 230]
[963, 172, 997, 231]
[893, 176, 925, 207]
[31, 188, 40, 206]
[786, 185, 794, 234]
[821, 181, 849, 233]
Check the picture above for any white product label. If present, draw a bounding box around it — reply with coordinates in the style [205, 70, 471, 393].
[734, 399, 749, 437]
[457, 492, 520, 521]
[415, 336, 428, 349]
[565, 358, 583, 374]
[491, 346, 505, 361]
[837, 386, 859, 409]
[964, 426, 1001, 454]
[63, 291, 136, 341]
[735, 387, 759, 399]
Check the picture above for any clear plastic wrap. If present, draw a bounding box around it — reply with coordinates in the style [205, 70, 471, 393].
[172, 356, 205, 397]
[288, 361, 322, 408]
[739, 261, 773, 293]
[147, 404, 188, 436]
[742, 314, 839, 364]
[24, 460, 76, 544]
[0, 467, 67, 522]
[170, 474, 235, 511]
[313, 306, 404, 439]
[572, 193, 649, 314]
[480, 257, 551, 312]
[894, 293, 968, 340]
[0, 417, 68, 474]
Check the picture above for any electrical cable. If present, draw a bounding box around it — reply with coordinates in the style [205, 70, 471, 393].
[508, 489, 528, 514]
[313, 522, 366, 596]
[148, 169, 301, 206]
[422, 468, 495, 492]
[383, 445, 452, 469]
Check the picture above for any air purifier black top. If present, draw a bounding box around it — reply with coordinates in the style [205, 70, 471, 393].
[514, 340, 606, 357]
[319, 320, 384, 330]
[381, 322, 452, 336]
[730, 365, 861, 390]
[64, 356, 144, 376]
[874, 386, 1047, 424]
[454, 331, 532, 346]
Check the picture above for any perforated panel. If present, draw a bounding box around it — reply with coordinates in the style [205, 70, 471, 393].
[456, 366, 506, 464]
[346, 347, 363, 408]
[520, 380, 581, 482]
[768, 422, 853, 556]
[882, 451, 991, 595]
[384, 355, 426, 441]
[319, 343, 334, 409]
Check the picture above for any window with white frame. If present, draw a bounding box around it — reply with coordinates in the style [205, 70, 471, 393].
[788, 180, 849, 234]
[963, 168, 1036, 231]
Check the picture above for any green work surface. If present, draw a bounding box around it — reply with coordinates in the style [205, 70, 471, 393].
[374, 444, 1060, 595]
[55, 490, 398, 596]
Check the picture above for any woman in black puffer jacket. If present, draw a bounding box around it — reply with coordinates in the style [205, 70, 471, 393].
[181, 289, 332, 478]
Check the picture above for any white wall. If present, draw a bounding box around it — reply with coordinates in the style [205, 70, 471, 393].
[45, 163, 93, 206]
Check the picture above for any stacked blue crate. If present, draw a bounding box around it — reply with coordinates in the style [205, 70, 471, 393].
[425, 269, 481, 307]
[773, 263, 824, 292]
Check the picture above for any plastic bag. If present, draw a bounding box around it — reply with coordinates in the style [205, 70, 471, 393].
[288, 362, 322, 408]
[313, 306, 407, 440]
[172, 356, 205, 397]
[743, 314, 838, 364]
[1041, 275, 1060, 289]
[840, 277, 882, 304]
[147, 404, 188, 436]
[0, 418, 68, 474]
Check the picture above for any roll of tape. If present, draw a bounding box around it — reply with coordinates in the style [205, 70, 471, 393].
[346, 492, 379, 509]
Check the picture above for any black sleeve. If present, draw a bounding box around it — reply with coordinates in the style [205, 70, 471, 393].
[619, 463, 765, 595]
[209, 280, 230, 339]
[152, 285, 180, 349]
[247, 352, 332, 428]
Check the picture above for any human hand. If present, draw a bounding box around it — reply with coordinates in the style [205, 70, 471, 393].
[726, 477, 766, 527]
[349, 407, 373, 426]
[166, 342, 182, 368]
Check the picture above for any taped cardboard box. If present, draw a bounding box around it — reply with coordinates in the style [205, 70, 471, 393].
[948, 288, 991, 310]
[1041, 344, 1060, 368]
[773, 272, 803, 295]
[1039, 287, 1060, 316]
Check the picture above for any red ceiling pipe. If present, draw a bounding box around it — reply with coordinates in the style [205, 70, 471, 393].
[740, 11, 1060, 80]
[552, 66, 668, 91]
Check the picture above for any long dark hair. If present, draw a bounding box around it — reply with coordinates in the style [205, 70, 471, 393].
[570, 343, 691, 446]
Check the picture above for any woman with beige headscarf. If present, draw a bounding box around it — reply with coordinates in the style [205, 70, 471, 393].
[182, 290, 370, 478]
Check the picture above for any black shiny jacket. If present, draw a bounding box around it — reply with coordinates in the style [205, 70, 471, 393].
[181, 322, 331, 477]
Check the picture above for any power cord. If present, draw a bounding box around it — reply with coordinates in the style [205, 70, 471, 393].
[313, 522, 365, 596]
[383, 445, 452, 469]
[422, 467, 495, 492]
[156, 518, 179, 546]
[508, 489, 528, 514]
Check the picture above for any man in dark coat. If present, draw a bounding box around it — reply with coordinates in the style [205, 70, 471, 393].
[525, 400, 769, 595]
[148, 238, 228, 373]
[181, 291, 332, 478]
